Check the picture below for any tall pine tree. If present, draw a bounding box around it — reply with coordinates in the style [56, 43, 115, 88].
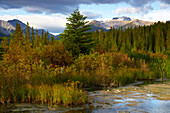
[31, 27, 34, 47]
[166, 28, 170, 54]
[60, 9, 94, 57]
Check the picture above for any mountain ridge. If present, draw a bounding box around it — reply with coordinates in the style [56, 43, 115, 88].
[89, 16, 155, 31]
[0, 17, 166, 37]
[0, 19, 54, 38]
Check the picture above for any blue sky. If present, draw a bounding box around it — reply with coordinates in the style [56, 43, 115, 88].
[0, 0, 169, 34]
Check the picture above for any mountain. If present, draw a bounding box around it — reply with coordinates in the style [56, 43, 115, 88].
[0, 20, 15, 36]
[0, 17, 159, 37]
[89, 16, 154, 31]
[8, 19, 27, 29]
[122, 19, 154, 29]
[0, 19, 54, 38]
[89, 20, 108, 32]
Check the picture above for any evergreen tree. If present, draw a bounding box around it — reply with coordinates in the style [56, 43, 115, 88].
[120, 37, 125, 53]
[126, 27, 132, 51]
[160, 32, 165, 53]
[46, 31, 49, 44]
[34, 29, 39, 48]
[126, 34, 131, 52]
[155, 28, 161, 53]
[109, 28, 117, 52]
[31, 27, 34, 47]
[140, 26, 146, 52]
[166, 29, 170, 54]
[40, 30, 44, 46]
[11, 23, 24, 46]
[50, 35, 55, 45]
[44, 31, 49, 45]
[44, 32, 47, 45]
[118, 27, 123, 50]
[111, 29, 118, 52]
[92, 30, 99, 41]
[99, 29, 104, 42]
[103, 32, 109, 51]
[60, 9, 94, 57]
[150, 26, 155, 53]
[132, 26, 137, 52]
[25, 22, 30, 42]
[98, 29, 104, 53]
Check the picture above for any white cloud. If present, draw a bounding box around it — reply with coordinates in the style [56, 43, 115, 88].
[160, 3, 170, 9]
[112, 3, 170, 22]
[114, 7, 139, 14]
[114, 4, 153, 15]
[0, 14, 67, 33]
[141, 8, 170, 22]
[80, 9, 102, 19]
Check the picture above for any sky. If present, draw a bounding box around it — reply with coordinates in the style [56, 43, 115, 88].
[0, 0, 170, 35]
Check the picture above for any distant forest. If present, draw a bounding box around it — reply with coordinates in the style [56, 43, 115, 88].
[92, 21, 170, 54]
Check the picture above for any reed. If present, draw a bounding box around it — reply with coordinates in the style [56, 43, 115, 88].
[0, 79, 87, 106]
[0, 61, 88, 106]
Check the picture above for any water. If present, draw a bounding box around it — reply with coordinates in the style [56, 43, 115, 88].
[1, 80, 170, 113]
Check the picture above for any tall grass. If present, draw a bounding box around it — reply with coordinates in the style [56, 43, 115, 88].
[25, 81, 87, 106]
[0, 62, 88, 106]
[0, 81, 87, 106]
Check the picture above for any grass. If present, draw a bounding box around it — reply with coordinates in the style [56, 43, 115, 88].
[0, 62, 88, 106]
[0, 80, 88, 106]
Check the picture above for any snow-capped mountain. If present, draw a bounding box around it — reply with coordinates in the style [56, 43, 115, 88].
[89, 16, 154, 31]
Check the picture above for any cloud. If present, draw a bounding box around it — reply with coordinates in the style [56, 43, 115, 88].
[0, 0, 166, 14]
[115, 7, 139, 14]
[141, 8, 170, 22]
[24, 7, 44, 14]
[160, 3, 170, 9]
[126, 0, 155, 7]
[0, 14, 67, 33]
[80, 10, 102, 19]
[159, 0, 170, 4]
[114, 4, 153, 15]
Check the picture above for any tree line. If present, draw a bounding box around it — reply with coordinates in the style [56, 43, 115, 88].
[92, 21, 170, 54]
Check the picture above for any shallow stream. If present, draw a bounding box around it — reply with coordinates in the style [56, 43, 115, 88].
[1, 80, 170, 113]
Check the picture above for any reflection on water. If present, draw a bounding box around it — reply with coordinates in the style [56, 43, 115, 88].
[1, 80, 170, 113]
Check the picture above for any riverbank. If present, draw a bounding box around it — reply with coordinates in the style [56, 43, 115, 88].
[1, 80, 170, 113]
